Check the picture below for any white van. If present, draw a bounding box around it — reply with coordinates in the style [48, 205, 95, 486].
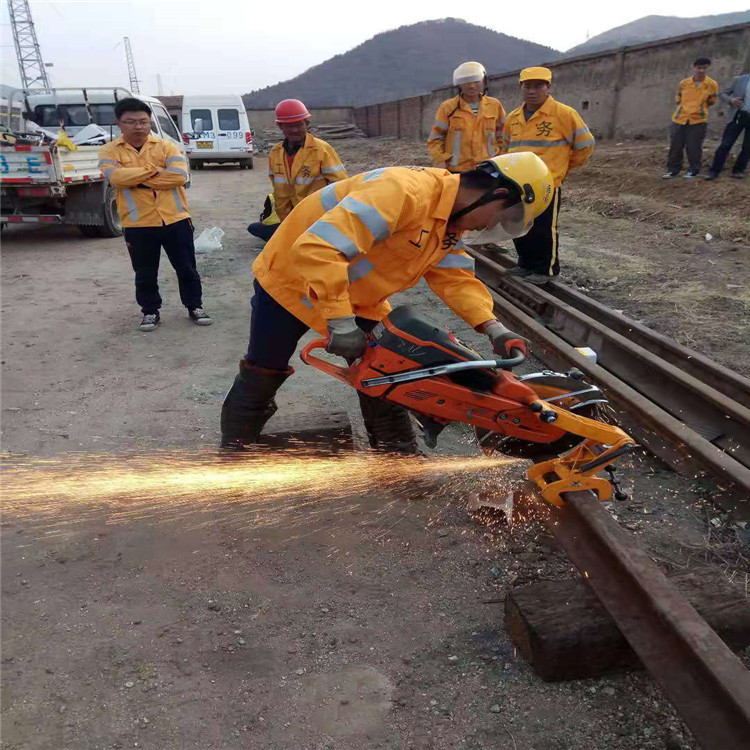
[182, 95, 253, 170]
[21, 88, 185, 151]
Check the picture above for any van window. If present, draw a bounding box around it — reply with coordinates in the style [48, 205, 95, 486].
[190, 109, 213, 131]
[32, 103, 119, 128]
[218, 109, 240, 131]
[153, 105, 180, 141]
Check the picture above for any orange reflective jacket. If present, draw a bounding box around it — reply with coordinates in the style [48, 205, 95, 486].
[98, 134, 189, 227]
[253, 166, 495, 334]
[267, 134, 347, 221]
[427, 95, 506, 172]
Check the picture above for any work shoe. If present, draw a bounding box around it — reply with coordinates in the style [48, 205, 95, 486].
[704, 172, 719, 181]
[524, 273, 556, 286]
[661, 172, 679, 179]
[357, 392, 418, 454]
[729, 172, 745, 179]
[684, 170, 699, 179]
[220, 360, 293, 449]
[189, 307, 213, 326]
[139, 312, 160, 332]
[506, 265, 533, 277]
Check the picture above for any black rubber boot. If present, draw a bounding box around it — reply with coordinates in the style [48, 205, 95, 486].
[220, 360, 293, 449]
[357, 392, 418, 454]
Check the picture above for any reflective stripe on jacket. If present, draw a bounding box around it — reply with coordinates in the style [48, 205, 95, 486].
[98, 134, 189, 227]
[672, 76, 719, 124]
[267, 134, 347, 221]
[501, 96, 594, 187]
[427, 95, 506, 172]
[253, 166, 495, 334]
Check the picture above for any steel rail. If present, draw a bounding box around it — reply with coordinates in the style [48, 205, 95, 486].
[477, 285, 750, 517]
[468, 251, 750, 517]
[533, 489, 750, 750]
[470, 246, 750, 408]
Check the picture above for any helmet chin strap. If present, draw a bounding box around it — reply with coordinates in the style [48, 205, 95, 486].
[450, 191, 512, 223]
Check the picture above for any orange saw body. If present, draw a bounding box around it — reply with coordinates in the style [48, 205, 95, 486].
[301, 306, 635, 506]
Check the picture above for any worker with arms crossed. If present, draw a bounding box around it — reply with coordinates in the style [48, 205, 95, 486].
[247, 99, 348, 243]
[428, 61, 506, 172]
[221, 153, 553, 452]
[501, 67, 594, 286]
[99, 97, 212, 332]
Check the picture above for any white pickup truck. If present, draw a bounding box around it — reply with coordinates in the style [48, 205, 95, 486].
[0, 87, 189, 237]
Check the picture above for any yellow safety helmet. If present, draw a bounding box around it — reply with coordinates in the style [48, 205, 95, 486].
[453, 61, 487, 86]
[479, 152, 553, 228]
[452, 153, 553, 242]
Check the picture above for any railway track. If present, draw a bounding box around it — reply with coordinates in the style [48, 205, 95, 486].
[463, 246, 750, 748]
[468, 246, 750, 519]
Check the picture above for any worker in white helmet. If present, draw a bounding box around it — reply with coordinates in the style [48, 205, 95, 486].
[427, 61, 506, 172]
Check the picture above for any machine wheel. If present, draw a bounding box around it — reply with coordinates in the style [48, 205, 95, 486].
[475, 371, 608, 460]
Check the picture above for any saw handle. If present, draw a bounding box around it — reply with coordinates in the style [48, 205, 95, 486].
[495, 348, 526, 369]
[299, 337, 356, 384]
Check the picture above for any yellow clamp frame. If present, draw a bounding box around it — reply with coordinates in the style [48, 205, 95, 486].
[525, 401, 636, 508]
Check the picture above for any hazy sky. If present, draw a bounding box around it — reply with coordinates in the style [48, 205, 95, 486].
[1, 0, 747, 96]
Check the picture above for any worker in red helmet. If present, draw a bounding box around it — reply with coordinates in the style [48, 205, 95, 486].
[247, 99, 348, 243]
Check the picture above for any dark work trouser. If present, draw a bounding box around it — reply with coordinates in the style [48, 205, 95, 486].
[667, 121, 708, 174]
[123, 218, 203, 314]
[243, 280, 416, 452]
[513, 187, 561, 277]
[709, 111, 750, 175]
[245, 279, 377, 368]
[247, 222, 279, 243]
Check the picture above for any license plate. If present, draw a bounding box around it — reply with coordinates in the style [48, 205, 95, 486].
[197, 141, 213, 149]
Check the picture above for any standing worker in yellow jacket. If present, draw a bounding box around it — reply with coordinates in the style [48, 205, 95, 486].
[247, 99, 347, 243]
[221, 153, 553, 452]
[427, 62, 506, 172]
[501, 67, 594, 285]
[663, 57, 719, 179]
[99, 97, 212, 332]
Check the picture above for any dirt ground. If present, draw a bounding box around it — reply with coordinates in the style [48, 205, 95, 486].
[2, 149, 748, 750]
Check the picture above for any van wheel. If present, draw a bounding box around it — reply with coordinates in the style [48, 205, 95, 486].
[78, 224, 101, 237]
[241, 159, 254, 170]
[190, 160, 204, 171]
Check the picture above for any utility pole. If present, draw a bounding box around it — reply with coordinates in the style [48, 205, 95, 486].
[7, 0, 51, 91]
[123, 36, 140, 94]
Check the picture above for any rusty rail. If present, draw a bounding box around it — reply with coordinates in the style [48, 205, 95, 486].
[468, 248, 750, 519]
[537, 489, 750, 750]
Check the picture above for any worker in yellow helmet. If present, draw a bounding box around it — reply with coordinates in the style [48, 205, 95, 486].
[501, 67, 594, 285]
[247, 99, 348, 244]
[427, 62, 506, 172]
[221, 153, 553, 452]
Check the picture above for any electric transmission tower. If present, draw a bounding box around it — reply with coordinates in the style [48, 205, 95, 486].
[123, 37, 140, 94]
[7, 0, 51, 91]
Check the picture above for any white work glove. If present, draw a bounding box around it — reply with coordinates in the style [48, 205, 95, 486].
[477, 320, 528, 358]
[326, 315, 367, 359]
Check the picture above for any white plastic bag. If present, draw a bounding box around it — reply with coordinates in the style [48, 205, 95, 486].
[195, 226, 224, 254]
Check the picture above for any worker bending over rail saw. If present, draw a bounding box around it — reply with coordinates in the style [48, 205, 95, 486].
[221, 153, 553, 453]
